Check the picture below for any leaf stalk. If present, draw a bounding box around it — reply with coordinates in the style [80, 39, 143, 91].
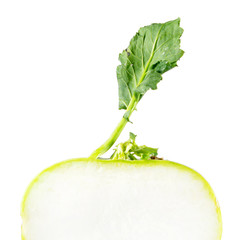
[89, 95, 138, 159]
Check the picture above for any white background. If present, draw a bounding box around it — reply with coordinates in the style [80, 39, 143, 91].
[0, 0, 242, 239]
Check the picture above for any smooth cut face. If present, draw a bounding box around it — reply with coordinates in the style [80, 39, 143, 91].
[21, 159, 222, 240]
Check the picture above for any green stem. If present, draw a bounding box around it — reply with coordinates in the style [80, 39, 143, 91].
[90, 96, 138, 159]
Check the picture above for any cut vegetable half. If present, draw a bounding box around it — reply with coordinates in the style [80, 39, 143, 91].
[21, 159, 222, 240]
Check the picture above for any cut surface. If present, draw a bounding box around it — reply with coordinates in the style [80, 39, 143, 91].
[21, 159, 222, 240]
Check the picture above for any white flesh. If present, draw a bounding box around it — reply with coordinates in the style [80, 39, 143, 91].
[21, 159, 222, 240]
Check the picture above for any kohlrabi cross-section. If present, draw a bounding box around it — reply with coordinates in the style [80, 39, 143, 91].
[21, 159, 222, 240]
[21, 18, 222, 240]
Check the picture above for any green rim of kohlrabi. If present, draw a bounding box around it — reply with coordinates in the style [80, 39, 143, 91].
[21, 158, 222, 240]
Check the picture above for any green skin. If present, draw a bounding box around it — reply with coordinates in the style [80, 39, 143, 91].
[21, 158, 223, 240]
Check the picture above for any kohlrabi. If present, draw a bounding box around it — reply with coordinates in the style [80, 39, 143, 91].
[21, 18, 222, 240]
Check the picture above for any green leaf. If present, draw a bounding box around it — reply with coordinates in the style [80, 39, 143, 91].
[133, 146, 158, 160]
[123, 111, 132, 123]
[129, 132, 137, 142]
[117, 18, 184, 110]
